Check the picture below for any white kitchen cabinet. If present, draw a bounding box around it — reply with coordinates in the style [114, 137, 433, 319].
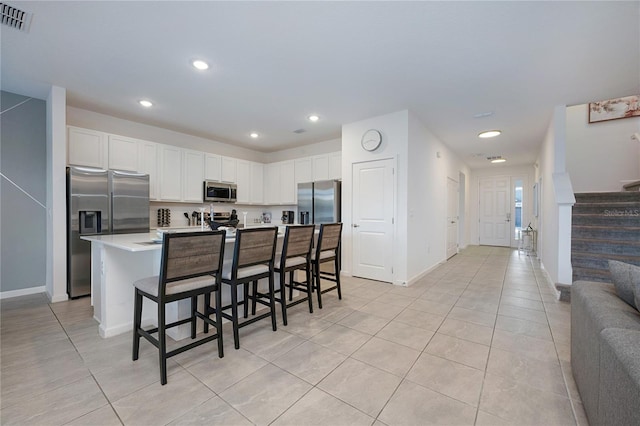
[295, 157, 313, 185]
[264, 163, 280, 204]
[312, 155, 329, 181]
[237, 161, 264, 205]
[221, 157, 237, 183]
[328, 152, 342, 180]
[280, 161, 296, 204]
[108, 134, 139, 172]
[158, 145, 183, 201]
[236, 160, 251, 204]
[183, 150, 204, 202]
[251, 162, 264, 204]
[67, 126, 108, 169]
[204, 154, 222, 181]
[137, 141, 158, 200]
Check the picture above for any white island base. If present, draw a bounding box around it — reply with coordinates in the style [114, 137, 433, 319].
[83, 231, 283, 340]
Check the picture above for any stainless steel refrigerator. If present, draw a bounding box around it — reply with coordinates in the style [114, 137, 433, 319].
[297, 180, 341, 224]
[67, 167, 150, 298]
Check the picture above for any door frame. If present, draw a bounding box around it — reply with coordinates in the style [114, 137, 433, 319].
[446, 176, 459, 259]
[351, 156, 397, 284]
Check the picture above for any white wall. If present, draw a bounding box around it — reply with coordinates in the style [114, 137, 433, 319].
[47, 86, 68, 302]
[67, 107, 266, 163]
[535, 106, 570, 285]
[341, 110, 470, 285]
[469, 165, 536, 246]
[566, 104, 640, 192]
[264, 138, 341, 163]
[407, 112, 470, 281]
[342, 110, 408, 282]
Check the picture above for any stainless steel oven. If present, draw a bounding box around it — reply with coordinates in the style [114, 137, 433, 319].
[203, 181, 237, 203]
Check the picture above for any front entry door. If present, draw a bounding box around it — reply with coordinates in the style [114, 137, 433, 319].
[479, 176, 511, 247]
[446, 177, 459, 259]
[352, 159, 394, 282]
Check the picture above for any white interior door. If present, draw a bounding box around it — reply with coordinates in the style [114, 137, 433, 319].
[479, 176, 511, 247]
[446, 177, 459, 259]
[352, 159, 394, 282]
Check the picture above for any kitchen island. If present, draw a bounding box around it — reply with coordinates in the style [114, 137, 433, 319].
[82, 229, 283, 340]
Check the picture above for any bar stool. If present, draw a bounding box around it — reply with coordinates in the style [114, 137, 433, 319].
[312, 223, 343, 309]
[213, 227, 278, 350]
[271, 224, 315, 326]
[132, 230, 226, 385]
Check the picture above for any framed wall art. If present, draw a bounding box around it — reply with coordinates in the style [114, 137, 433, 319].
[589, 95, 640, 123]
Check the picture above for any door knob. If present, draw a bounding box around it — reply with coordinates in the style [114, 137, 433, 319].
[352, 224, 360, 228]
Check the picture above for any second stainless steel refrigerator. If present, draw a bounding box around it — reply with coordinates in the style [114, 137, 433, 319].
[297, 180, 341, 224]
[67, 167, 150, 298]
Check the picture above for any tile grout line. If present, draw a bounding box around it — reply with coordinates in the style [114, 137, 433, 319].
[46, 302, 127, 426]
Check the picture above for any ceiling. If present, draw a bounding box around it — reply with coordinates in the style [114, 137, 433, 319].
[2, 1, 639, 168]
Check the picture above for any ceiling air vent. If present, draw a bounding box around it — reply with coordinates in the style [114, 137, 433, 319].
[1, 3, 32, 32]
[293, 128, 306, 134]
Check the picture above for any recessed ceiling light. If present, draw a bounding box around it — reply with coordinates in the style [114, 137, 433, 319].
[487, 155, 506, 163]
[139, 100, 153, 108]
[478, 130, 501, 138]
[192, 60, 209, 70]
[308, 115, 320, 122]
[250, 132, 259, 138]
[473, 111, 494, 118]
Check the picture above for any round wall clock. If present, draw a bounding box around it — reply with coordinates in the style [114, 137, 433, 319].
[361, 129, 382, 152]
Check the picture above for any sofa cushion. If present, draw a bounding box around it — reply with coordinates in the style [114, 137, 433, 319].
[608, 260, 640, 309]
[573, 280, 640, 332]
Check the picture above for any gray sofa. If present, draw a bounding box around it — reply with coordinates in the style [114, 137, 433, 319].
[571, 280, 640, 425]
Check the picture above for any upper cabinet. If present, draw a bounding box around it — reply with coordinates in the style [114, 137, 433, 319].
[250, 162, 264, 204]
[329, 152, 342, 180]
[266, 161, 296, 205]
[67, 126, 108, 169]
[183, 150, 204, 203]
[158, 144, 183, 202]
[235, 160, 251, 204]
[295, 157, 312, 185]
[108, 135, 139, 172]
[221, 157, 237, 183]
[264, 163, 280, 205]
[204, 153, 222, 182]
[137, 141, 158, 200]
[67, 126, 341, 206]
[236, 161, 264, 205]
[312, 155, 329, 182]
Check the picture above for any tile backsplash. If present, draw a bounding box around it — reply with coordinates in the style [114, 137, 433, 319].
[149, 202, 296, 228]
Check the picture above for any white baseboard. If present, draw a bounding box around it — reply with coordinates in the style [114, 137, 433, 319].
[406, 262, 443, 286]
[0, 286, 46, 300]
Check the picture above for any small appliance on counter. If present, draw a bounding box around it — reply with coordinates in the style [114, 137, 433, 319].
[157, 208, 170, 227]
[281, 210, 295, 224]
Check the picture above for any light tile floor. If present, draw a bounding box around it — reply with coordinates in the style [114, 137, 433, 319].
[1, 246, 588, 425]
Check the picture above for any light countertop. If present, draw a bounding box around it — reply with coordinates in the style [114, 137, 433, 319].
[81, 228, 285, 252]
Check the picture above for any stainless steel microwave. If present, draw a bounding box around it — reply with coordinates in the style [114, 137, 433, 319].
[203, 181, 237, 203]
